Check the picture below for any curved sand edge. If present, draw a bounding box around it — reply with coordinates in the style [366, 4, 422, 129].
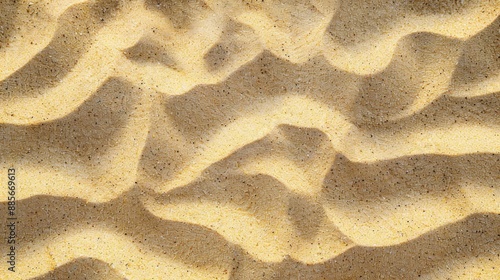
[0, 0, 499, 279]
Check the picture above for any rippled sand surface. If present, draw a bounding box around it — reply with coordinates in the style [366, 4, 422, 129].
[1, 0, 499, 279]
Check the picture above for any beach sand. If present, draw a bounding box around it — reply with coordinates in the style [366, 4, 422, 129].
[0, 0, 499, 279]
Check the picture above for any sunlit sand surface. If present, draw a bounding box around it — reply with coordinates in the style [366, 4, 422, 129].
[1, 0, 499, 279]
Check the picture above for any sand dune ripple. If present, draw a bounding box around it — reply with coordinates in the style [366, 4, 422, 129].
[0, 0, 498, 279]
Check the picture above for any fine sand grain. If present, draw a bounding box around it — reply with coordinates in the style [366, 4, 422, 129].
[1, 0, 499, 279]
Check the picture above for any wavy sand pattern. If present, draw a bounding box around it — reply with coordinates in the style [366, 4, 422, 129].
[0, 0, 499, 279]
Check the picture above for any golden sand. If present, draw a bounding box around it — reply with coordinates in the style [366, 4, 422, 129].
[1, 0, 499, 279]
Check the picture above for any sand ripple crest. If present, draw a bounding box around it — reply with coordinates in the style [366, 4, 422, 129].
[0, 0, 499, 279]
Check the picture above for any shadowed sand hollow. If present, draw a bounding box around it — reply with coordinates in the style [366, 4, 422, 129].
[0, 0, 499, 279]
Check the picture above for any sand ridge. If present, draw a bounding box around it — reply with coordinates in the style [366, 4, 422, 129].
[1, 190, 499, 279]
[0, 0, 499, 279]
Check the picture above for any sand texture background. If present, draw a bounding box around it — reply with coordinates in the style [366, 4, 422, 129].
[1, 0, 499, 279]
